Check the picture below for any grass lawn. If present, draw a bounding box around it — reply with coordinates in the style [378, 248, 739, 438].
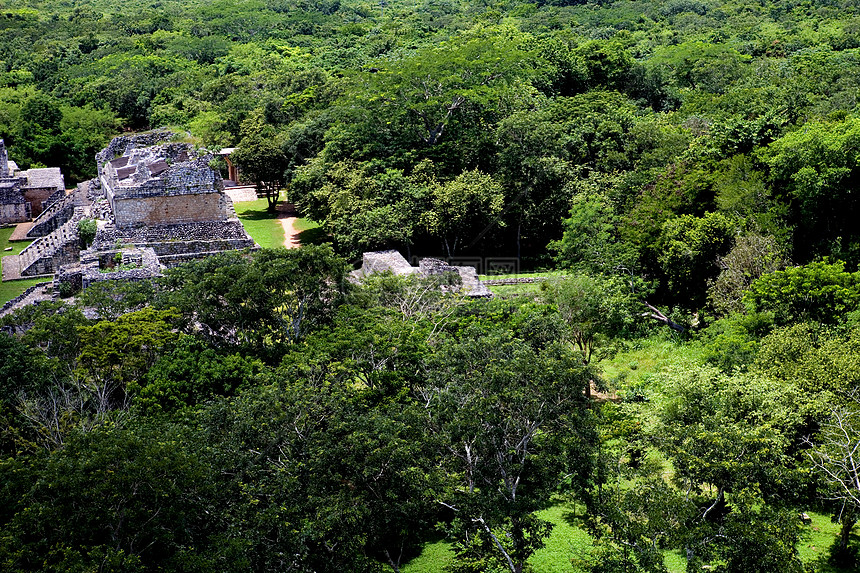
[401, 502, 594, 573]
[294, 218, 328, 246]
[598, 335, 705, 397]
[478, 270, 568, 280]
[1, 226, 34, 256]
[0, 276, 47, 306]
[233, 199, 284, 249]
[401, 539, 455, 573]
[487, 282, 544, 297]
[293, 217, 320, 232]
[532, 502, 594, 572]
[479, 270, 568, 298]
[234, 199, 325, 249]
[798, 509, 857, 571]
[0, 226, 45, 305]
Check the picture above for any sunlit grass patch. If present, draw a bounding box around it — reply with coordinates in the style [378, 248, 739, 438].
[401, 538, 454, 573]
[0, 226, 44, 305]
[295, 219, 329, 246]
[234, 199, 284, 249]
[598, 335, 706, 396]
[532, 501, 594, 572]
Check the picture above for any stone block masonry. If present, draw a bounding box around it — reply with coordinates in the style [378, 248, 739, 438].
[3, 130, 259, 309]
[352, 250, 492, 297]
[0, 138, 65, 224]
[113, 192, 227, 228]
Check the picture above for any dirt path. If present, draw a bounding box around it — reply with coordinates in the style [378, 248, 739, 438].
[276, 201, 301, 249]
[280, 216, 300, 249]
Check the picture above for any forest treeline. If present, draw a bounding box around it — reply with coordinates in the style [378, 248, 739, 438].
[5, 0, 860, 286]
[4, 246, 860, 572]
[5, 0, 860, 571]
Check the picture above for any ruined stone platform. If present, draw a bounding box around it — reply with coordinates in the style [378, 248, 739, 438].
[1, 254, 21, 281]
[225, 186, 259, 203]
[352, 250, 492, 297]
[8, 222, 33, 241]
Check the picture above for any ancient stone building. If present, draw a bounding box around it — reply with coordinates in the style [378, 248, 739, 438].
[0, 139, 65, 224]
[2, 131, 257, 289]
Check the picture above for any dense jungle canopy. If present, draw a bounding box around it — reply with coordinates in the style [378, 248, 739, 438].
[5, 0, 860, 571]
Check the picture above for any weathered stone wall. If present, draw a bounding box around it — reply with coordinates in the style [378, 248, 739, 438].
[88, 220, 256, 269]
[94, 220, 252, 246]
[24, 186, 63, 217]
[0, 139, 8, 178]
[0, 201, 30, 224]
[108, 157, 221, 199]
[114, 192, 226, 228]
[150, 239, 257, 262]
[27, 193, 76, 237]
[56, 264, 82, 293]
[353, 251, 492, 297]
[76, 246, 163, 290]
[0, 179, 29, 224]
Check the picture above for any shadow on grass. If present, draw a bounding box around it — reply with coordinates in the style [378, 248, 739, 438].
[297, 226, 330, 246]
[561, 509, 589, 530]
[399, 529, 453, 572]
[238, 209, 279, 221]
[806, 534, 860, 573]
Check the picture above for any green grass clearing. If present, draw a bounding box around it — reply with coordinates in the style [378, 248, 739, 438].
[400, 501, 595, 573]
[233, 199, 285, 249]
[0, 277, 48, 306]
[292, 217, 327, 246]
[1, 226, 34, 256]
[401, 539, 455, 573]
[532, 502, 594, 572]
[797, 509, 860, 571]
[234, 199, 324, 249]
[597, 335, 706, 397]
[293, 217, 320, 232]
[478, 270, 568, 280]
[294, 218, 328, 246]
[0, 226, 45, 305]
[487, 282, 544, 297]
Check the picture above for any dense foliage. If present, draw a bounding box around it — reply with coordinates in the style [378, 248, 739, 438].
[5, 0, 860, 570]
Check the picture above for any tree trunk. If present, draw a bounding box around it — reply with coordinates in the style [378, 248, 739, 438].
[384, 549, 401, 573]
[838, 517, 856, 555]
[516, 218, 522, 264]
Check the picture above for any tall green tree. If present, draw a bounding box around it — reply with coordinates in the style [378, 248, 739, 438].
[423, 328, 596, 572]
[231, 112, 288, 211]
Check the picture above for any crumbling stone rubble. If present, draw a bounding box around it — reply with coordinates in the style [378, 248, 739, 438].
[1, 132, 258, 307]
[352, 250, 492, 297]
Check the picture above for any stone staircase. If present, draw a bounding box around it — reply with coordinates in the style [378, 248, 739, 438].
[26, 183, 91, 238]
[3, 213, 83, 279]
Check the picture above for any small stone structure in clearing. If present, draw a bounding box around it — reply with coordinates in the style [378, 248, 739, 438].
[0, 138, 65, 224]
[351, 250, 492, 297]
[1, 131, 257, 300]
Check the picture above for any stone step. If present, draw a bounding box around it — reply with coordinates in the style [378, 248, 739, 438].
[8, 222, 33, 241]
[16, 215, 81, 277]
[1, 255, 22, 281]
[25, 186, 91, 239]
